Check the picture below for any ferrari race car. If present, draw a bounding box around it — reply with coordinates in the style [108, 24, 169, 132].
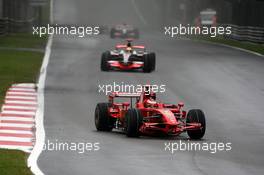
[110, 24, 139, 39]
[95, 88, 206, 139]
[101, 40, 156, 73]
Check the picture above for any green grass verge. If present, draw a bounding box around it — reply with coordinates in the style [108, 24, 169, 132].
[0, 50, 43, 175]
[0, 2, 49, 174]
[0, 50, 43, 105]
[0, 50, 43, 174]
[0, 33, 47, 49]
[191, 35, 264, 55]
[0, 149, 32, 175]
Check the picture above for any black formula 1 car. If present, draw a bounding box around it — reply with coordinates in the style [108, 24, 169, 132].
[101, 40, 155, 73]
[110, 24, 139, 39]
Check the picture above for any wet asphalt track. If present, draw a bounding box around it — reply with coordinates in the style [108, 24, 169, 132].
[38, 0, 264, 174]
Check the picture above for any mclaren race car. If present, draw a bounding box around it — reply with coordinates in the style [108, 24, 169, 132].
[110, 24, 139, 39]
[101, 40, 156, 72]
[95, 87, 206, 139]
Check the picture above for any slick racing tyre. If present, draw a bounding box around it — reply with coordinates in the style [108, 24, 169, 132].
[148, 52, 156, 71]
[101, 51, 110, 71]
[143, 53, 155, 73]
[143, 54, 152, 73]
[186, 109, 206, 139]
[125, 108, 143, 137]
[95, 103, 115, 131]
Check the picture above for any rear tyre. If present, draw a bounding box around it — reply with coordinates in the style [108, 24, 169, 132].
[95, 103, 114, 131]
[186, 109, 206, 139]
[125, 109, 143, 137]
[101, 51, 110, 71]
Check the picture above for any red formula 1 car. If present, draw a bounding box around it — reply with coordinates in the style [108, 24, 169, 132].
[101, 40, 156, 73]
[95, 89, 206, 139]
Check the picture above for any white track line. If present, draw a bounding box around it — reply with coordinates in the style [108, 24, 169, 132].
[8, 90, 36, 93]
[5, 100, 37, 105]
[7, 92, 37, 96]
[0, 117, 35, 122]
[27, 1, 53, 174]
[0, 136, 33, 142]
[5, 96, 37, 100]
[2, 111, 36, 115]
[10, 86, 35, 89]
[4, 103, 37, 108]
[13, 83, 36, 88]
[0, 123, 35, 128]
[0, 145, 33, 153]
[2, 105, 37, 110]
[1, 113, 35, 118]
[9, 88, 35, 92]
[0, 130, 33, 134]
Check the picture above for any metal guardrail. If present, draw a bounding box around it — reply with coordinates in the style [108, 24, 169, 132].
[223, 24, 264, 44]
[0, 18, 36, 35]
[0, 18, 8, 36]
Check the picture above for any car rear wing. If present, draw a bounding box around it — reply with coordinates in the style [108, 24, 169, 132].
[116, 44, 127, 49]
[132, 45, 145, 49]
[109, 92, 141, 108]
[109, 92, 141, 98]
[115, 45, 145, 50]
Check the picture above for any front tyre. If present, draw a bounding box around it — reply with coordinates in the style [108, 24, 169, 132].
[148, 52, 156, 71]
[101, 51, 110, 71]
[125, 109, 143, 137]
[95, 103, 114, 131]
[186, 109, 206, 139]
[143, 54, 152, 73]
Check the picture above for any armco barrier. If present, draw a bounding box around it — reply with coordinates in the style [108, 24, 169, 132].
[0, 17, 36, 35]
[0, 18, 8, 35]
[223, 24, 264, 44]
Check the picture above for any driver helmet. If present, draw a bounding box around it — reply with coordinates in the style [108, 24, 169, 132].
[149, 92, 156, 100]
[126, 46, 132, 53]
[145, 92, 156, 100]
